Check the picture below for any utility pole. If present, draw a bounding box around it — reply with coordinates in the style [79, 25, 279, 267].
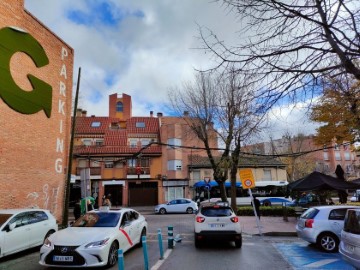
[62, 67, 81, 227]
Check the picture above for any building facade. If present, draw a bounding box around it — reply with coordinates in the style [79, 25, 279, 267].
[0, 0, 74, 222]
[72, 93, 214, 207]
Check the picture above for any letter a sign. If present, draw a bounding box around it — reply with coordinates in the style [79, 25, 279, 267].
[239, 169, 255, 189]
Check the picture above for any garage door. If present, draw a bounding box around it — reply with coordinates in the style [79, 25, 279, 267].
[128, 182, 158, 206]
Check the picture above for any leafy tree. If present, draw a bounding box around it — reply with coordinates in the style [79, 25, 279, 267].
[309, 78, 360, 145]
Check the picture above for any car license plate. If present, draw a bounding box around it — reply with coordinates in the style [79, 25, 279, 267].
[53, 256, 73, 262]
[210, 224, 225, 228]
[345, 243, 355, 253]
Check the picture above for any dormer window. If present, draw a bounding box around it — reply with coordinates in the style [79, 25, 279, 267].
[91, 121, 101, 127]
[136, 122, 145, 128]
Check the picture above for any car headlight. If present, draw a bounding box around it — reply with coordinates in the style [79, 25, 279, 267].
[43, 238, 52, 248]
[85, 238, 110, 248]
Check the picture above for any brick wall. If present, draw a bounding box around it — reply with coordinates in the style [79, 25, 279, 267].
[0, 0, 74, 223]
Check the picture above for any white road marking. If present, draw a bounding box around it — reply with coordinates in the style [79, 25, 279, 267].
[150, 249, 173, 270]
[304, 259, 339, 268]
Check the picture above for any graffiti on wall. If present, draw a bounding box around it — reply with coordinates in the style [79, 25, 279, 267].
[26, 184, 60, 214]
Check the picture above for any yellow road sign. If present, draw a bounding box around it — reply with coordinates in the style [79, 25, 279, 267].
[239, 169, 255, 189]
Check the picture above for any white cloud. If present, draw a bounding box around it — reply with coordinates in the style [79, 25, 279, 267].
[25, 0, 318, 138]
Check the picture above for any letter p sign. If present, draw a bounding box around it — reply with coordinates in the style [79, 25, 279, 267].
[0, 27, 52, 117]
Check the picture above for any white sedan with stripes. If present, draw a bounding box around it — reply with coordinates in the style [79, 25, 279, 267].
[39, 207, 147, 268]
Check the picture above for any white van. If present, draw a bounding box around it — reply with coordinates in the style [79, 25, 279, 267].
[339, 209, 360, 269]
[350, 190, 360, 202]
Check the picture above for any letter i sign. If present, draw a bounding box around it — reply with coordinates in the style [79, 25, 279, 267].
[239, 169, 255, 189]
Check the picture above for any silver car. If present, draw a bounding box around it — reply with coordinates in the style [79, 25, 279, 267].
[340, 209, 360, 269]
[155, 198, 198, 214]
[296, 205, 360, 252]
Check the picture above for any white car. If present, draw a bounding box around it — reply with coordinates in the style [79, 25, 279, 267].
[296, 205, 360, 252]
[0, 209, 57, 258]
[39, 207, 147, 268]
[194, 202, 242, 248]
[155, 198, 198, 214]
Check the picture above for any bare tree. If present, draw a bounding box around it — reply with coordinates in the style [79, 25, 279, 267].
[199, 0, 360, 111]
[169, 70, 264, 209]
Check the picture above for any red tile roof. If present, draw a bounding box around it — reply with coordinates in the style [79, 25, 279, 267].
[73, 116, 161, 155]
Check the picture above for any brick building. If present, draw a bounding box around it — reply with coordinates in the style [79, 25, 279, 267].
[0, 0, 74, 222]
[71, 93, 213, 207]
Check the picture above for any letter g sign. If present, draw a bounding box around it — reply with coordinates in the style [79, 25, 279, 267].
[0, 27, 52, 117]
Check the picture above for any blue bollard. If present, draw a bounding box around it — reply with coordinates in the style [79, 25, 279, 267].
[168, 225, 173, 249]
[142, 235, 149, 270]
[157, 228, 164, 259]
[118, 249, 125, 270]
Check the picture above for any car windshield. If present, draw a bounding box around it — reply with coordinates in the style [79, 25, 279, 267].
[300, 207, 319, 219]
[72, 212, 121, 227]
[0, 214, 12, 227]
[201, 207, 233, 217]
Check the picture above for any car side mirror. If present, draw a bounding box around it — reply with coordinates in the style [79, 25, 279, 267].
[6, 223, 16, 232]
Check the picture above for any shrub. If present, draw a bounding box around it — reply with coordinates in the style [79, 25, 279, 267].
[236, 206, 298, 217]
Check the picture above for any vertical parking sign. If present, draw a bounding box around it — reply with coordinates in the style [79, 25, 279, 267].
[239, 169, 255, 189]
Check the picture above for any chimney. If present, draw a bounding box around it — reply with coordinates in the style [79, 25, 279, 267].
[157, 112, 163, 117]
[76, 109, 82, 117]
[82, 110, 87, 117]
[150, 111, 153, 117]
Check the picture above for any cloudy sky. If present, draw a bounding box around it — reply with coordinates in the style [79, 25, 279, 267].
[25, 0, 319, 141]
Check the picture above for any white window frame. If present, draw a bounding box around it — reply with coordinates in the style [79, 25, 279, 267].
[167, 160, 182, 171]
[167, 138, 182, 148]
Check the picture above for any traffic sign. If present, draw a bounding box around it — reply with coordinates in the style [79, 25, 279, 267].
[204, 177, 210, 184]
[239, 169, 255, 189]
[205, 184, 211, 190]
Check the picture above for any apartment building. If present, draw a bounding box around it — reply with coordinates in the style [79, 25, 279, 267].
[244, 135, 359, 181]
[71, 93, 213, 206]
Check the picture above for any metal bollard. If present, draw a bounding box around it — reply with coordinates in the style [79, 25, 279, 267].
[157, 228, 164, 259]
[118, 249, 125, 270]
[168, 225, 174, 249]
[142, 235, 149, 270]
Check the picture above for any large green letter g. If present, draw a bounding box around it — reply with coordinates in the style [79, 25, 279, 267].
[0, 27, 52, 117]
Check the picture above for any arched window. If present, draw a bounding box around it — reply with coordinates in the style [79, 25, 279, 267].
[116, 101, 123, 112]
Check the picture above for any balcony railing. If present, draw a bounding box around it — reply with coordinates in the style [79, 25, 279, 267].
[76, 167, 101, 176]
[126, 167, 150, 175]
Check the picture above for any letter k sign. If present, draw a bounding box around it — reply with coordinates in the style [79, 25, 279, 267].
[0, 27, 52, 118]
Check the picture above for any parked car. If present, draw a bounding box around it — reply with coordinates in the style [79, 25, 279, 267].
[350, 189, 360, 202]
[296, 205, 360, 252]
[39, 207, 147, 268]
[0, 209, 58, 258]
[194, 201, 242, 248]
[155, 198, 198, 214]
[339, 209, 360, 269]
[286, 193, 321, 208]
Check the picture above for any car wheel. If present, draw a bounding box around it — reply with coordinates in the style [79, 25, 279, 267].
[317, 233, 338, 252]
[235, 236, 242, 248]
[43, 230, 55, 244]
[186, 207, 194, 214]
[139, 228, 146, 247]
[159, 208, 167, 215]
[263, 200, 271, 207]
[107, 241, 119, 267]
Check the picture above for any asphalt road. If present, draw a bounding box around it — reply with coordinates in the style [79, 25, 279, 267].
[0, 213, 356, 270]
